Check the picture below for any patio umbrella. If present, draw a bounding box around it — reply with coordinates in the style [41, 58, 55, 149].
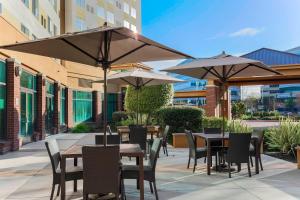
[162, 52, 281, 135]
[94, 68, 183, 124]
[0, 24, 193, 145]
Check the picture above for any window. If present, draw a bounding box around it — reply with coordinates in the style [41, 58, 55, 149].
[73, 91, 92, 123]
[76, 0, 85, 8]
[32, 0, 39, 17]
[32, 34, 37, 40]
[123, 2, 129, 14]
[96, 6, 105, 18]
[21, 24, 29, 36]
[60, 88, 66, 125]
[75, 18, 86, 31]
[21, 0, 29, 8]
[106, 11, 114, 24]
[53, 24, 57, 36]
[130, 24, 137, 33]
[123, 20, 129, 28]
[115, 1, 122, 9]
[131, 7, 136, 18]
[47, 16, 53, 34]
[0, 2, 3, 15]
[49, 0, 57, 12]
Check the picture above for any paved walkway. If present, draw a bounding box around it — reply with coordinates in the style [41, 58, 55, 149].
[0, 133, 299, 200]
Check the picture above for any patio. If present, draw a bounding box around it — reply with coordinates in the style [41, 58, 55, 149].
[0, 133, 299, 200]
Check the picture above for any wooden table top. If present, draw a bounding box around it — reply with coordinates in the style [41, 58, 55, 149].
[61, 134, 143, 158]
[193, 132, 258, 140]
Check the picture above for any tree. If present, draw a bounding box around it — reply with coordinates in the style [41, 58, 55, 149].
[231, 101, 246, 119]
[125, 84, 174, 124]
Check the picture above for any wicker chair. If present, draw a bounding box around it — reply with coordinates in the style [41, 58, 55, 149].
[95, 135, 120, 145]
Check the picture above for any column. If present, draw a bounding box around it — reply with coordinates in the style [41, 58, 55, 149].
[93, 91, 102, 126]
[65, 87, 73, 129]
[6, 58, 20, 150]
[53, 82, 60, 134]
[36, 73, 46, 140]
[205, 80, 220, 117]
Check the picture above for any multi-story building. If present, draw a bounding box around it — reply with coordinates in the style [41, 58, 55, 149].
[242, 48, 300, 114]
[0, 0, 141, 153]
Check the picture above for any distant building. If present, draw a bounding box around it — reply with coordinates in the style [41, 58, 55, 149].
[242, 48, 300, 113]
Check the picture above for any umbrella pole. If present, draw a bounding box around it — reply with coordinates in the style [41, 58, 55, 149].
[136, 88, 139, 125]
[103, 66, 108, 146]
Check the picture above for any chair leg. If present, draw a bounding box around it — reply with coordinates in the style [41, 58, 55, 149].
[56, 184, 60, 196]
[50, 183, 55, 200]
[247, 162, 252, 177]
[149, 181, 153, 193]
[193, 159, 197, 173]
[187, 157, 191, 169]
[204, 157, 206, 163]
[228, 162, 231, 178]
[259, 155, 264, 171]
[250, 156, 253, 167]
[83, 193, 88, 200]
[153, 181, 159, 200]
[73, 180, 77, 192]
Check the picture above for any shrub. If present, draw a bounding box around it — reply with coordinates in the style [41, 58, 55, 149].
[202, 117, 227, 129]
[156, 106, 204, 143]
[228, 120, 253, 133]
[72, 123, 93, 133]
[232, 102, 246, 119]
[265, 119, 300, 154]
[125, 84, 173, 124]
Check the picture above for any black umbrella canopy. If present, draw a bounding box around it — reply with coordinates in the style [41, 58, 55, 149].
[0, 25, 193, 145]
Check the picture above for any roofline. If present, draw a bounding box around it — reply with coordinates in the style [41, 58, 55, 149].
[242, 47, 300, 58]
[286, 46, 300, 52]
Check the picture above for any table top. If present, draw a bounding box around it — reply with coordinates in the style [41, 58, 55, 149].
[193, 132, 258, 140]
[61, 134, 143, 158]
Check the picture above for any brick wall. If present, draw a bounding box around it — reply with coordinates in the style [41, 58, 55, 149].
[93, 91, 102, 126]
[66, 87, 73, 129]
[36, 74, 46, 140]
[5, 58, 20, 151]
[53, 82, 60, 134]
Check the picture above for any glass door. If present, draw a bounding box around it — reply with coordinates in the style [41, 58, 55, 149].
[45, 95, 54, 134]
[20, 92, 34, 137]
[0, 85, 5, 139]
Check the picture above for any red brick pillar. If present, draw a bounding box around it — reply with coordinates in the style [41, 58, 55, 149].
[65, 87, 73, 129]
[117, 92, 123, 111]
[36, 74, 46, 140]
[205, 80, 220, 117]
[93, 91, 102, 126]
[223, 86, 231, 119]
[6, 58, 20, 150]
[53, 82, 60, 134]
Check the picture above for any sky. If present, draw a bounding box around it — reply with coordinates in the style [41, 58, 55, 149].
[141, 0, 300, 71]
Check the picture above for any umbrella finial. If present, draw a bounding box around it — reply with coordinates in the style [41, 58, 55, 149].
[222, 50, 226, 55]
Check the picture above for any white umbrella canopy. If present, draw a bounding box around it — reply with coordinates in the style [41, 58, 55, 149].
[162, 55, 281, 81]
[0, 25, 193, 145]
[95, 69, 183, 87]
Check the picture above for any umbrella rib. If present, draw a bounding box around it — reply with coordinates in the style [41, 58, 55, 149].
[142, 79, 154, 86]
[201, 67, 214, 79]
[120, 78, 136, 87]
[227, 64, 251, 79]
[251, 63, 282, 75]
[225, 65, 235, 78]
[61, 38, 100, 63]
[209, 67, 223, 80]
[112, 30, 194, 59]
[110, 44, 148, 64]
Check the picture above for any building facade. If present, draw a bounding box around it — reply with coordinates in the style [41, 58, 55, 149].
[0, 0, 141, 153]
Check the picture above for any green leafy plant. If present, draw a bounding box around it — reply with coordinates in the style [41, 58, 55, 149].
[265, 119, 300, 154]
[125, 84, 173, 125]
[156, 106, 204, 143]
[72, 123, 93, 133]
[231, 101, 246, 119]
[228, 120, 253, 133]
[202, 117, 227, 129]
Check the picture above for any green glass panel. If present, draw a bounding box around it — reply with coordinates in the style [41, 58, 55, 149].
[106, 93, 118, 122]
[45, 96, 54, 133]
[20, 92, 34, 137]
[46, 81, 54, 95]
[0, 86, 5, 139]
[60, 88, 66, 125]
[27, 93, 33, 136]
[0, 61, 5, 83]
[20, 71, 36, 90]
[20, 92, 27, 136]
[73, 90, 92, 124]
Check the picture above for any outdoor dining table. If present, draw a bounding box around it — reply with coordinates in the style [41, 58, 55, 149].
[60, 134, 145, 200]
[117, 125, 161, 139]
[193, 133, 260, 175]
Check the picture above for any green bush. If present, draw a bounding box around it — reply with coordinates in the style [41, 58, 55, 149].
[265, 119, 300, 154]
[202, 117, 227, 129]
[72, 123, 93, 133]
[156, 106, 204, 143]
[228, 120, 253, 133]
[232, 102, 246, 119]
[125, 84, 173, 124]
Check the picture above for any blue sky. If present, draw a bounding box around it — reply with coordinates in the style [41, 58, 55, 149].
[141, 0, 300, 60]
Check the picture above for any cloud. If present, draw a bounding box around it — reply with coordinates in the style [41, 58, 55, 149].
[229, 27, 264, 37]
